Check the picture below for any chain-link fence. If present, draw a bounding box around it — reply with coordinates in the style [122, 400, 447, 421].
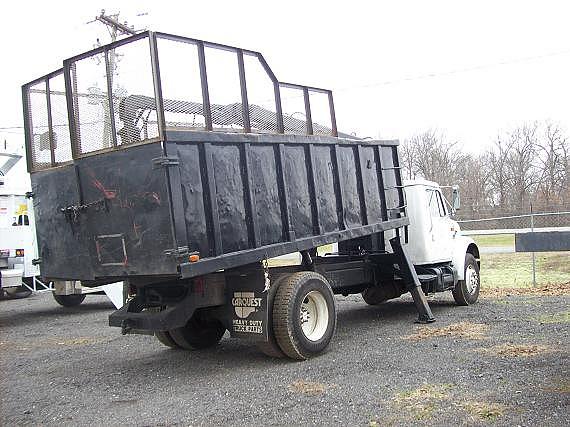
[457, 211, 570, 232]
[457, 212, 570, 287]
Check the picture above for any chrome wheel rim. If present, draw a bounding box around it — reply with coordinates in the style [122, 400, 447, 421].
[465, 264, 479, 294]
[300, 290, 329, 341]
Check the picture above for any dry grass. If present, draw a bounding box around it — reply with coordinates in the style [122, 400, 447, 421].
[0, 336, 109, 351]
[391, 384, 506, 422]
[475, 343, 552, 358]
[481, 282, 570, 298]
[403, 322, 489, 341]
[541, 379, 570, 394]
[55, 337, 102, 346]
[392, 384, 453, 420]
[288, 380, 329, 396]
[535, 311, 570, 324]
[460, 401, 506, 420]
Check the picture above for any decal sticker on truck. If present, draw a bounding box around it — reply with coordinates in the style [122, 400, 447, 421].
[225, 268, 269, 341]
[232, 292, 264, 334]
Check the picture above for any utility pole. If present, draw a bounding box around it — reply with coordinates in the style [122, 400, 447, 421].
[87, 10, 144, 147]
[89, 10, 142, 82]
[95, 11, 138, 39]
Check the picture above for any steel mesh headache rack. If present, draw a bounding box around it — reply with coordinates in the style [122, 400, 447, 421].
[22, 30, 408, 282]
[21, 32, 434, 360]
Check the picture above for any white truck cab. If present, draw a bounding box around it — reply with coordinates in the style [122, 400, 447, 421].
[400, 179, 481, 305]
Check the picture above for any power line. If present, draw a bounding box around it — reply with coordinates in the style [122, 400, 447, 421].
[335, 48, 570, 92]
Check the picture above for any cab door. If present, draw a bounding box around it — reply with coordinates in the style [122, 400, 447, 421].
[426, 188, 453, 262]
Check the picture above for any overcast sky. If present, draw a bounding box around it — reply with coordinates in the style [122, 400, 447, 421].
[1, 0, 569, 153]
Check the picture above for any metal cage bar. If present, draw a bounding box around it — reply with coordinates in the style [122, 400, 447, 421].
[149, 32, 167, 143]
[44, 79, 55, 166]
[237, 49, 251, 133]
[21, 85, 33, 173]
[23, 31, 345, 172]
[197, 41, 213, 131]
[104, 51, 118, 147]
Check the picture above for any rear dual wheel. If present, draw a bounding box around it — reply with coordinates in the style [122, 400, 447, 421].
[53, 293, 86, 307]
[2, 285, 32, 299]
[270, 271, 337, 360]
[155, 315, 226, 350]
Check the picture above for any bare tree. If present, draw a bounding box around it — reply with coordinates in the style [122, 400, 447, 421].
[536, 121, 569, 207]
[401, 130, 467, 185]
[485, 137, 513, 208]
[504, 123, 540, 210]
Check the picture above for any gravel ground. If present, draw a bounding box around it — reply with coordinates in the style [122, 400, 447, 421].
[0, 289, 568, 426]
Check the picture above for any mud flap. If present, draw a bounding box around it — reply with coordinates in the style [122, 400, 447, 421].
[223, 264, 269, 342]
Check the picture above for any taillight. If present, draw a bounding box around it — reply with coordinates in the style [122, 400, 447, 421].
[15, 249, 24, 257]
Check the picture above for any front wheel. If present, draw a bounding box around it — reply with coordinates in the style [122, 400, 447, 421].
[452, 253, 480, 305]
[273, 271, 336, 360]
[53, 293, 86, 307]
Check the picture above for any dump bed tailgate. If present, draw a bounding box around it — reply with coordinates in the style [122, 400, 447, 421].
[31, 143, 178, 281]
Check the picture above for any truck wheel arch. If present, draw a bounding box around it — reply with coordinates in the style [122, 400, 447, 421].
[452, 239, 480, 281]
[467, 243, 480, 267]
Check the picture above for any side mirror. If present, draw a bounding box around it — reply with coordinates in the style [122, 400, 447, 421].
[451, 185, 461, 211]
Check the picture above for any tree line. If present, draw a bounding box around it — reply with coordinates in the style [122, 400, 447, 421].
[399, 122, 570, 219]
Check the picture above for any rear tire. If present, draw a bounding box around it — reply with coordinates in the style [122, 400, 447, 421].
[257, 275, 287, 358]
[155, 331, 180, 349]
[169, 315, 226, 350]
[273, 271, 336, 360]
[452, 253, 480, 306]
[53, 293, 86, 307]
[3, 285, 32, 299]
[361, 287, 386, 305]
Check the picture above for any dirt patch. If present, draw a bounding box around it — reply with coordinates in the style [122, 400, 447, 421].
[392, 384, 453, 420]
[482, 282, 570, 298]
[288, 380, 330, 396]
[403, 322, 489, 341]
[475, 343, 552, 358]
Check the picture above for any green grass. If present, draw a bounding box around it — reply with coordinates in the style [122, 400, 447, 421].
[471, 234, 514, 247]
[481, 251, 570, 288]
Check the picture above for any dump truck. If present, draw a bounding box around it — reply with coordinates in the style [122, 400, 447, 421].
[22, 32, 480, 359]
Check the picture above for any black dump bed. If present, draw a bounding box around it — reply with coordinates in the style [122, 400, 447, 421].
[22, 31, 408, 283]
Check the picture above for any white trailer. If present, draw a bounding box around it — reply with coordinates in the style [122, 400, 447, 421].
[0, 144, 43, 298]
[0, 142, 122, 307]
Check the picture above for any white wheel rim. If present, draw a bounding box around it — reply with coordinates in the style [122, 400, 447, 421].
[465, 264, 479, 294]
[300, 290, 329, 341]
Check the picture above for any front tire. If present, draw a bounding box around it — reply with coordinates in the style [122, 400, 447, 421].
[452, 253, 480, 305]
[273, 271, 336, 360]
[53, 293, 86, 307]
